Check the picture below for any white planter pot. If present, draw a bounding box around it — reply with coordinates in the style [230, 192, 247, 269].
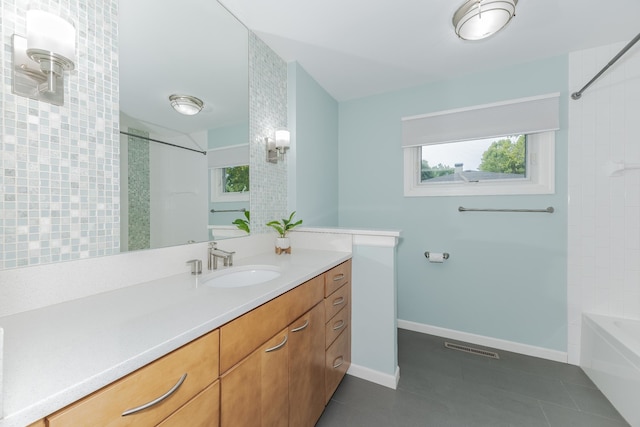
[275, 237, 290, 249]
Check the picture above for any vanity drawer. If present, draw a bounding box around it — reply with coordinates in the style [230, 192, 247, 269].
[157, 381, 219, 427]
[324, 282, 350, 321]
[325, 305, 350, 348]
[47, 330, 219, 427]
[220, 274, 324, 373]
[325, 325, 351, 404]
[324, 260, 351, 297]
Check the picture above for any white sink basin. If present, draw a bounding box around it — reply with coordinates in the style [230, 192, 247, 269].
[202, 265, 281, 288]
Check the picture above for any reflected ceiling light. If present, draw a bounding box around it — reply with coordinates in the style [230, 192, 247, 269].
[169, 94, 204, 115]
[452, 0, 517, 41]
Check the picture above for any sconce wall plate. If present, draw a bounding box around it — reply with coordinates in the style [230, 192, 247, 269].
[12, 34, 66, 106]
[265, 137, 279, 163]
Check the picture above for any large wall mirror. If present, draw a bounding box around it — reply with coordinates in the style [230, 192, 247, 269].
[119, 0, 249, 252]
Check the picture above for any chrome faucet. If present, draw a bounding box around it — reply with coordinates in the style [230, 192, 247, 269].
[208, 242, 235, 270]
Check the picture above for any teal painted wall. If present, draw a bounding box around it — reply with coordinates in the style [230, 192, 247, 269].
[338, 56, 569, 351]
[207, 124, 250, 227]
[207, 123, 249, 149]
[288, 62, 340, 226]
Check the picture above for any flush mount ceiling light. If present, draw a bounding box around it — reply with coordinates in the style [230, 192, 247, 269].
[169, 94, 204, 115]
[453, 0, 517, 41]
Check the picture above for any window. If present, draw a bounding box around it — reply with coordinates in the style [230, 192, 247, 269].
[402, 94, 559, 197]
[211, 165, 249, 202]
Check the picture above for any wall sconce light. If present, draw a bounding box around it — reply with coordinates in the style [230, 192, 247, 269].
[169, 94, 204, 116]
[452, 0, 517, 41]
[12, 10, 76, 106]
[265, 128, 290, 163]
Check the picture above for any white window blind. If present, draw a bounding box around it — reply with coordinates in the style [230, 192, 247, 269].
[401, 93, 560, 148]
[207, 144, 249, 168]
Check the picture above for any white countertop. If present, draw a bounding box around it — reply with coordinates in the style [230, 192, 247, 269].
[0, 248, 351, 427]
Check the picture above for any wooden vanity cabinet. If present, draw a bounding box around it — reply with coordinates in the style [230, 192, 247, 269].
[46, 330, 220, 427]
[324, 260, 352, 404]
[219, 274, 327, 427]
[220, 328, 290, 427]
[289, 302, 326, 427]
[29, 259, 352, 427]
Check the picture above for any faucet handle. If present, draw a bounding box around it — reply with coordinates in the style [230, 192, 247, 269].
[209, 241, 217, 249]
[186, 259, 202, 275]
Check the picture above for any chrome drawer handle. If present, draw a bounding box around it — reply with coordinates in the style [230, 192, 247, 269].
[332, 320, 345, 331]
[332, 297, 345, 306]
[265, 335, 288, 352]
[332, 274, 345, 282]
[122, 373, 187, 417]
[291, 319, 309, 333]
[333, 356, 344, 369]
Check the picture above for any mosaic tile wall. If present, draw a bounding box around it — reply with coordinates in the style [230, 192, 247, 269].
[249, 33, 288, 234]
[126, 130, 150, 251]
[0, 0, 120, 269]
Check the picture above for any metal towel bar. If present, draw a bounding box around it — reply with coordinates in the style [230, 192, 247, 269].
[210, 208, 247, 213]
[458, 206, 554, 214]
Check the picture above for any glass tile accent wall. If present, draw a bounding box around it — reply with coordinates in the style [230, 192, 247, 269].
[126, 130, 150, 251]
[0, 0, 120, 269]
[249, 33, 288, 234]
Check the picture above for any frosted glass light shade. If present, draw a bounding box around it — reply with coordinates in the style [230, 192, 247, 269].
[169, 94, 204, 115]
[453, 0, 517, 41]
[275, 128, 290, 149]
[26, 10, 76, 64]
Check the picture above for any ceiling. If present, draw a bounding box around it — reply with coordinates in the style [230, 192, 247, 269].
[218, 0, 640, 102]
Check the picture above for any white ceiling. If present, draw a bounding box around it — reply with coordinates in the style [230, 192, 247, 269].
[218, 0, 640, 102]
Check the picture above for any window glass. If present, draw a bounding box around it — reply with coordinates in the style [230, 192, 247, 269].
[421, 135, 526, 183]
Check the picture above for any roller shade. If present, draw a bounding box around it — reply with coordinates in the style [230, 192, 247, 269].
[207, 144, 249, 168]
[402, 93, 560, 148]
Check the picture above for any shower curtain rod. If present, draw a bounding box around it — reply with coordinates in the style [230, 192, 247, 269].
[120, 131, 207, 155]
[571, 32, 640, 100]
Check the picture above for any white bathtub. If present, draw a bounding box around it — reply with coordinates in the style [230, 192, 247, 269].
[581, 313, 640, 426]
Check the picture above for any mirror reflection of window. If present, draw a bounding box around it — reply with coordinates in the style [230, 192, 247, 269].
[223, 165, 249, 193]
[211, 165, 250, 202]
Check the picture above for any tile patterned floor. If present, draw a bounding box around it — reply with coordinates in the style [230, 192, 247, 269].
[317, 329, 630, 427]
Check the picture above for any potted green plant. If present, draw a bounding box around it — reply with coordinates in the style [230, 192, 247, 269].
[266, 211, 302, 254]
[232, 210, 250, 234]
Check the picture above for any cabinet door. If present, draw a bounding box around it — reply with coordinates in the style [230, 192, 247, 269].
[289, 303, 325, 427]
[325, 325, 351, 404]
[157, 381, 219, 427]
[220, 329, 289, 427]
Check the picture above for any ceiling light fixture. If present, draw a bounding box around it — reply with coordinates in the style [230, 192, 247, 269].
[452, 0, 517, 41]
[169, 94, 204, 115]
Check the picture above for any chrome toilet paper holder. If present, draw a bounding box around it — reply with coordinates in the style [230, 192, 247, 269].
[424, 251, 450, 260]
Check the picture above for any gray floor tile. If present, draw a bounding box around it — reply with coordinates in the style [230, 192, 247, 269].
[460, 361, 576, 408]
[540, 401, 630, 427]
[562, 381, 627, 422]
[318, 329, 631, 427]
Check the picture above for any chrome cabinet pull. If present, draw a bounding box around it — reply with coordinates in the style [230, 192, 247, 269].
[265, 335, 288, 352]
[332, 274, 345, 282]
[121, 373, 187, 417]
[333, 356, 344, 369]
[332, 297, 345, 306]
[291, 319, 309, 333]
[332, 320, 345, 331]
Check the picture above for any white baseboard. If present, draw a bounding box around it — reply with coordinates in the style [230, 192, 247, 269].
[397, 319, 567, 363]
[347, 363, 400, 390]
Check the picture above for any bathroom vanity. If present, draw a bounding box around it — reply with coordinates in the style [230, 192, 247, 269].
[0, 251, 351, 427]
